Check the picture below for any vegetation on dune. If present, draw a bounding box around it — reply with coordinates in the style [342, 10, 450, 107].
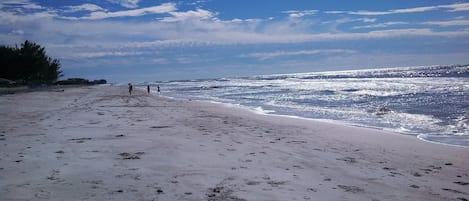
[55, 78, 107, 85]
[1, 40, 106, 88]
[0, 40, 62, 84]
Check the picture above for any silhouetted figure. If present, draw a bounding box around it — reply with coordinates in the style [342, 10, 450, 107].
[157, 85, 160, 93]
[128, 83, 133, 95]
[147, 85, 150, 94]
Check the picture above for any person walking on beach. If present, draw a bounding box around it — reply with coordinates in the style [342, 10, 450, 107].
[157, 85, 160, 93]
[147, 85, 150, 94]
[128, 83, 133, 95]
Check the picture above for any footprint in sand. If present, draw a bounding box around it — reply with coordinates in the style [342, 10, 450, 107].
[336, 157, 357, 164]
[246, 181, 261, 186]
[47, 169, 65, 183]
[337, 185, 364, 193]
[454, 181, 469, 186]
[116, 173, 141, 181]
[442, 188, 468, 195]
[206, 185, 245, 201]
[34, 189, 51, 199]
[68, 137, 92, 143]
[150, 126, 171, 129]
[267, 181, 287, 187]
[118, 152, 144, 160]
[413, 172, 423, 177]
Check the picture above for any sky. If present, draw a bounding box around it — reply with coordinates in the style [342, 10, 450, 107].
[1, 0, 469, 82]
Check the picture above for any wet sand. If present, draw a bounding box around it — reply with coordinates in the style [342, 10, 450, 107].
[0, 85, 468, 201]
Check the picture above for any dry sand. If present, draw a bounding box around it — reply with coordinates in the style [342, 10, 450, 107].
[0, 85, 468, 201]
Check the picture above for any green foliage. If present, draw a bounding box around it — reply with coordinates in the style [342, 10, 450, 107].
[56, 78, 107, 85]
[0, 40, 63, 84]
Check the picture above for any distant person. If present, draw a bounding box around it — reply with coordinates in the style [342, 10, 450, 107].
[157, 85, 160, 93]
[128, 83, 133, 95]
[147, 85, 150, 94]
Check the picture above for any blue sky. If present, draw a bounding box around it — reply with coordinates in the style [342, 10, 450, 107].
[1, 0, 469, 82]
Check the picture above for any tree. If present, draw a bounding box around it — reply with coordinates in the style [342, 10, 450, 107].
[0, 40, 63, 84]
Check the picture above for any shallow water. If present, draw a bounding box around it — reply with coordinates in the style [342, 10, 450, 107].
[142, 65, 469, 147]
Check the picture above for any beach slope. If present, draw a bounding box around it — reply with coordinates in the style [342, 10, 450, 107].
[0, 86, 467, 201]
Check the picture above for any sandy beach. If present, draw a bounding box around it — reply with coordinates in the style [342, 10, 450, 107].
[0, 85, 468, 201]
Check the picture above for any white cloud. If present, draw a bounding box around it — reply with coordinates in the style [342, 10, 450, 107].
[2, 1, 469, 66]
[229, 18, 271, 23]
[21, 3, 44, 10]
[351, 18, 469, 30]
[9, 29, 24, 35]
[65, 4, 106, 12]
[160, 8, 215, 22]
[321, 17, 376, 25]
[361, 18, 377, 23]
[71, 51, 147, 59]
[107, 0, 140, 9]
[315, 52, 469, 70]
[324, 11, 346, 14]
[231, 18, 243, 23]
[151, 58, 169, 64]
[388, 5, 439, 14]
[3, 2, 469, 50]
[347, 5, 438, 16]
[282, 10, 317, 18]
[241, 49, 355, 60]
[0, 9, 57, 24]
[188, 0, 211, 6]
[353, 22, 408, 29]
[441, 2, 469, 12]
[331, 2, 469, 16]
[422, 19, 469, 27]
[79, 3, 176, 20]
[0, 0, 45, 11]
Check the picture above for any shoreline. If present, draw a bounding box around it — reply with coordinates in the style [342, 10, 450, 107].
[157, 91, 469, 148]
[1, 85, 468, 201]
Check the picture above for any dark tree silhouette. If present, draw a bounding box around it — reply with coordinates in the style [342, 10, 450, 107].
[0, 40, 63, 84]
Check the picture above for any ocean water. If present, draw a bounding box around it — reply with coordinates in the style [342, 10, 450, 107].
[142, 65, 469, 147]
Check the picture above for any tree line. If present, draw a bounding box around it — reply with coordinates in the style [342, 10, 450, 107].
[0, 40, 62, 84]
